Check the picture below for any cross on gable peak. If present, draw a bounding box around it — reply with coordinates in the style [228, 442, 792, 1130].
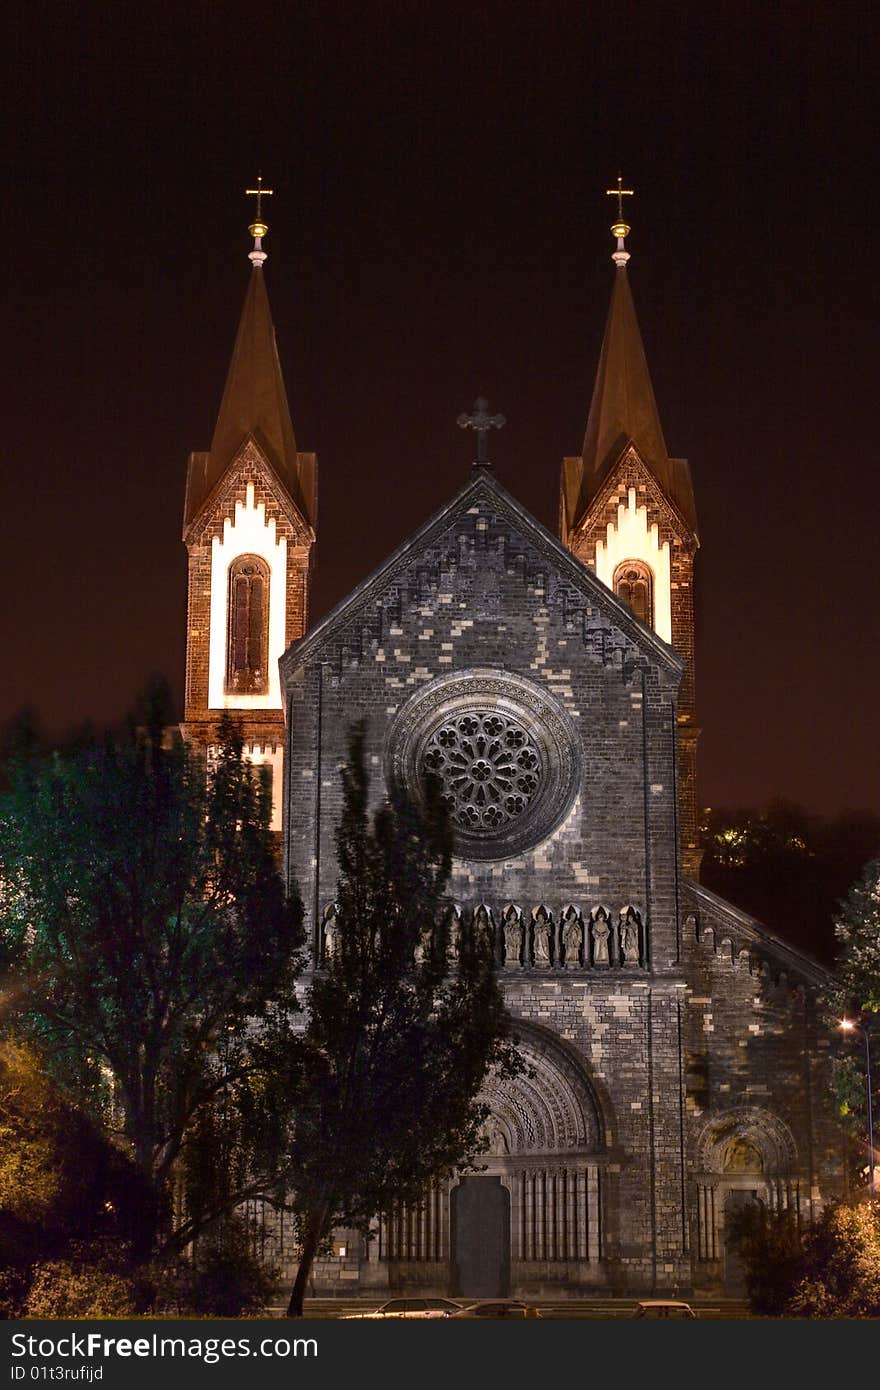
[457, 396, 506, 469]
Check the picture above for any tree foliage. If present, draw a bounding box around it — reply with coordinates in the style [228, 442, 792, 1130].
[0, 1037, 155, 1315]
[0, 679, 304, 1254]
[821, 857, 880, 1184]
[283, 724, 521, 1316]
[724, 1203, 805, 1315]
[728, 1198, 880, 1318]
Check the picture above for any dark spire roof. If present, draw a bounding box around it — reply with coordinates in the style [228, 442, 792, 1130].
[582, 265, 667, 477]
[184, 266, 315, 532]
[566, 266, 697, 536]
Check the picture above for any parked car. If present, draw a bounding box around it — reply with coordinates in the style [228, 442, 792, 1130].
[631, 1300, 697, 1319]
[341, 1297, 463, 1319]
[450, 1300, 541, 1319]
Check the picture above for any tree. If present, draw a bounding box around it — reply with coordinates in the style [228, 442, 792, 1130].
[724, 1203, 805, 1315]
[282, 724, 521, 1317]
[787, 1199, 880, 1317]
[0, 679, 304, 1255]
[823, 857, 880, 1186]
[726, 1197, 880, 1317]
[0, 1036, 155, 1315]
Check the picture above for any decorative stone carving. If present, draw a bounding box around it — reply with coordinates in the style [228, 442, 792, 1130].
[483, 1119, 510, 1155]
[321, 902, 338, 964]
[694, 1106, 798, 1177]
[502, 905, 523, 967]
[562, 905, 582, 967]
[445, 904, 462, 961]
[424, 711, 542, 833]
[532, 906, 553, 965]
[474, 904, 495, 956]
[618, 906, 641, 965]
[387, 669, 581, 860]
[590, 907, 610, 966]
[477, 1021, 603, 1154]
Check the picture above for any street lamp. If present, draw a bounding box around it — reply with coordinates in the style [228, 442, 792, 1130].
[840, 1019, 875, 1196]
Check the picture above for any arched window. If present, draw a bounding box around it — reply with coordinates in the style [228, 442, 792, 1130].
[226, 555, 270, 693]
[613, 559, 654, 628]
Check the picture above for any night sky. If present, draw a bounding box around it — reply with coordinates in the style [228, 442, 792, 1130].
[2, 2, 877, 817]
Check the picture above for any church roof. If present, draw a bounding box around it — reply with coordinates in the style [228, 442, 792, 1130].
[566, 267, 697, 536]
[183, 266, 315, 531]
[280, 467, 683, 682]
[684, 880, 830, 987]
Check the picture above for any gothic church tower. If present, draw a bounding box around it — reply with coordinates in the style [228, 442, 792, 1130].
[560, 194, 700, 876]
[181, 194, 316, 829]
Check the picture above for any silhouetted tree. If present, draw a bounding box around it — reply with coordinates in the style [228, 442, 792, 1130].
[0, 678, 304, 1255]
[283, 724, 521, 1317]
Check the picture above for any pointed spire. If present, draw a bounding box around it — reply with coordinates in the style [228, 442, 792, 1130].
[581, 262, 668, 479]
[183, 192, 316, 535]
[208, 265, 299, 487]
[564, 184, 696, 535]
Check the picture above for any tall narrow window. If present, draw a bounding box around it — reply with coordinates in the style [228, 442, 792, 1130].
[613, 559, 653, 628]
[226, 555, 270, 693]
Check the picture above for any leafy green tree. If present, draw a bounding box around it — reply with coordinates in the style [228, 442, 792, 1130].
[0, 679, 304, 1255]
[282, 724, 521, 1317]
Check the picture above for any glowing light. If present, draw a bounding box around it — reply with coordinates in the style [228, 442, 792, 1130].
[594, 486, 672, 642]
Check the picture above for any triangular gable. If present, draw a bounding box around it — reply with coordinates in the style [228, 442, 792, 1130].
[183, 437, 315, 547]
[572, 442, 698, 548]
[281, 469, 682, 682]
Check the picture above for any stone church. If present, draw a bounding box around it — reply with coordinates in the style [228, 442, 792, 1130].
[181, 199, 845, 1298]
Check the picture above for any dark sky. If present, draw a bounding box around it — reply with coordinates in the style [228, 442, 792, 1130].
[1, 1, 877, 816]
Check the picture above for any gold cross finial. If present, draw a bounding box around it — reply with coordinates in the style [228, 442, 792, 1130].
[606, 174, 634, 230]
[245, 175, 273, 266]
[605, 174, 634, 265]
[245, 174, 273, 234]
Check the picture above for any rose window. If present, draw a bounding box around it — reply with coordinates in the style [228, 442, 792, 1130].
[388, 671, 581, 861]
[423, 712, 543, 832]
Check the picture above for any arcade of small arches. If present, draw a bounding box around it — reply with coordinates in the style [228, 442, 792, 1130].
[318, 900, 647, 969]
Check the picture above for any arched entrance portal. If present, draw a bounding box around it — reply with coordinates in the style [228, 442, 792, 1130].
[456, 1024, 608, 1295]
[692, 1107, 800, 1295]
[376, 1024, 610, 1295]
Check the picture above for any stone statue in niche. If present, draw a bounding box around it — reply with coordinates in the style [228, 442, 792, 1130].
[322, 905, 338, 964]
[724, 1137, 764, 1173]
[485, 1119, 510, 1155]
[532, 908, 552, 965]
[474, 905, 495, 956]
[562, 909, 582, 966]
[619, 908, 640, 965]
[503, 908, 523, 966]
[445, 908, 462, 961]
[414, 926, 432, 964]
[591, 909, 610, 966]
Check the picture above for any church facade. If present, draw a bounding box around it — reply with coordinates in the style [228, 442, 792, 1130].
[182, 207, 846, 1298]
